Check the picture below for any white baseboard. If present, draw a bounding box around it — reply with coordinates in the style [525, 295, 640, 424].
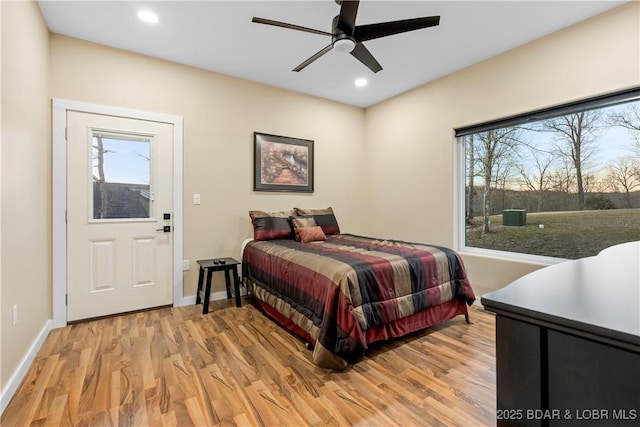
[178, 287, 247, 307]
[1, 320, 53, 415]
[179, 290, 229, 306]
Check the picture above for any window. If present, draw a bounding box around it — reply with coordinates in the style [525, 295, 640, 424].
[458, 89, 640, 260]
[92, 132, 152, 220]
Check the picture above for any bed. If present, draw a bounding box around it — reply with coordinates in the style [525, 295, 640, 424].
[242, 208, 476, 370]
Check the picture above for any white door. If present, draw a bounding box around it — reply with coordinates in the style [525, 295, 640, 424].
[66, 111, 173, 321]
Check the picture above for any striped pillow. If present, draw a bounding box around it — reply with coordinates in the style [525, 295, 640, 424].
[297, 226, 327, 243]
[249, 210, 295, 240]
[294, 207, 340, 235]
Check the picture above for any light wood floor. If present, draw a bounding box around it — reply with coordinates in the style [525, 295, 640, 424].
[1, 299, 497, 426]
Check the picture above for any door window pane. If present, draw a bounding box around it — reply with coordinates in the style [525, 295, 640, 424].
[92, 133, 151, 219]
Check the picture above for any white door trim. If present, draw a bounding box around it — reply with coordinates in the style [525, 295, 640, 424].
[52, 99, 185, 328]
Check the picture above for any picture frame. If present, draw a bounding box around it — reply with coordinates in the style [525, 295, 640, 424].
[253, 132, 314, 192]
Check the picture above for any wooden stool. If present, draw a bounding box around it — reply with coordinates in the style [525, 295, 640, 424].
[195, 257, 241, 314]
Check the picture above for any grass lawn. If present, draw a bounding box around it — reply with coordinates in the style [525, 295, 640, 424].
[466, 208, 640, 259]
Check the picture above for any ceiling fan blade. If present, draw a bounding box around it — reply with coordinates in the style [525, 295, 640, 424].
[293, 44, 334, 72]
[252, 17, 332, 36]
[353, 16, 440, 42]
[350, 42, 382, 73]
[337, 0, 359, 35]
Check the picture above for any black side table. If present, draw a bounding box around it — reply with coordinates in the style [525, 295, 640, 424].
[196, 257, 241, 314]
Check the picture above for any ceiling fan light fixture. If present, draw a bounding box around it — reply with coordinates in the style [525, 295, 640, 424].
[354, 78, 368, 87]
[333, 38, 356, 53]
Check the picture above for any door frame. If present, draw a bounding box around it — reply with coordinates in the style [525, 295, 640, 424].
[52, 99, 184, 327]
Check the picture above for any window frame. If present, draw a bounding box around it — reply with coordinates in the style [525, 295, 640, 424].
[455, 87, 640, 263]
[88, 129, 156, 223]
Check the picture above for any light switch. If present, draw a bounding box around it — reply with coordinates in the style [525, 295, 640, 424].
[193, 193, 201, 205]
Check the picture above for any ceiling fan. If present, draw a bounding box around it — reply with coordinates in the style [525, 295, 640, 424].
[252, 0, 440, 73]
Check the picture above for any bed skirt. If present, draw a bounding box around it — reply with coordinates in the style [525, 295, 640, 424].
[251, 285, 470, 370]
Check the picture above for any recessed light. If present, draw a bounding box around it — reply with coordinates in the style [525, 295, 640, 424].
[137, 10, 159, 24]
[355, 78, 368, 87]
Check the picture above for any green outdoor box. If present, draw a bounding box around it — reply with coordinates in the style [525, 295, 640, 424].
[503, 209, 527, 226]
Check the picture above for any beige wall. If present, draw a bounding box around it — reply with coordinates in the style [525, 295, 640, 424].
[1, 0, 51, 391]
[50, 35, 367, 296]
[364, 2, 640, 297]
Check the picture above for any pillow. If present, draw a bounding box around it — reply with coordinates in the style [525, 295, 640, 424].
[294, 207, 340, 235]
[290, 216, 317, 241]
[297, 226, 327, 243]
[249, 209, 295, 240]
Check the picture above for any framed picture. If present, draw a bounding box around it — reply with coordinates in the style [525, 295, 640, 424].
[253, 132, 314, 192]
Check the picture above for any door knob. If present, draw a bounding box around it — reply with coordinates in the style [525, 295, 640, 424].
[156, 226, 171, 232]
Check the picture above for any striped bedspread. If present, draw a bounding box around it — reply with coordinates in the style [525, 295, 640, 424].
[242, 234, 475, 369]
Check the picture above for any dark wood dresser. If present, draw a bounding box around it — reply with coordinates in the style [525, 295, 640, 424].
[482, 241, 640, 427]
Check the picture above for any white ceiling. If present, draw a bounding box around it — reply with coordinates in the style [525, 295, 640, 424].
[38, 0, 627, 108]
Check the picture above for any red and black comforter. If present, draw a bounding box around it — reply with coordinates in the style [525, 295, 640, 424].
[242, 234, 475, 369]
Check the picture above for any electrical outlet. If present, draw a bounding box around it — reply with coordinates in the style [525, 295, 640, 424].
[12, 305, 18, 326]
[183, 260, 190, 271]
